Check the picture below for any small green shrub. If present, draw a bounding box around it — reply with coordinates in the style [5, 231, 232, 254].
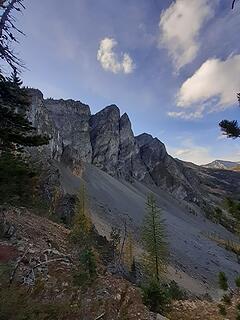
[235, 275, 240, 288]
[142, 279, 171, 314]
[73, 248, 97, 288]
[221, 294, 232, 305]
[73, 270, 90, 287]
[167, 280, 186, 300]
[80, 249, 97, 279]
[218, 304, 227, 316]
[218, 272, 228, 291]
[0, 153, 37, 206]
[0, 284, 78, 320]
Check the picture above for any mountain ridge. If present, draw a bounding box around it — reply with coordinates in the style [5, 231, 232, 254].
[28, 88, 240, 211]
[202, 160, 240, 170]
[25, 88, 240, 294]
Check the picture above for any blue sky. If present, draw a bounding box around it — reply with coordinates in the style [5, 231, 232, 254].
[15, 0, 240, 164]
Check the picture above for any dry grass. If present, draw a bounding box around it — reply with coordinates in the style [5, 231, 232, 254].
[168, 296, 240, 320]
[208, 233, 240, 255]
[0, 206, 153, 320]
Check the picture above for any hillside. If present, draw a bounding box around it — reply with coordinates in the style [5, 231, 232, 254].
[1, 1, 240, 319]
[23, 89, 240, 295]
[1, 206, 239, 320]
[0, 206, 156, 320]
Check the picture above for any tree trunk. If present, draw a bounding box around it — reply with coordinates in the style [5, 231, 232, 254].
[152, 203, 159, 282]
[0, 0, 18, 38]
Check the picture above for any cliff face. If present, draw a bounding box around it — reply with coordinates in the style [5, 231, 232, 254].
[29, 90, 151, 182]
[28, 89, 240, 208]
[90, 105, 120, 175]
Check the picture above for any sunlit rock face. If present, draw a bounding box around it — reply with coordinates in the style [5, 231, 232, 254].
[44, 98, 92, 163]
[28, 90, 92, 163]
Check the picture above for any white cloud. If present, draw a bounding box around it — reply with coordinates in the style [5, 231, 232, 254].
[159, 0, 213, 69]
[168, 105, 205, 120]
[169, 138, 240, 165]
[177, 54, 240, 107]
[173, 147, 213, 164]
[217, 134, 227, 141]
[97, 37, 135, 74]
[168, 139, 214, 164]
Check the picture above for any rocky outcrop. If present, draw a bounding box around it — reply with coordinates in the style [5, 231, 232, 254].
[136, 134, 197, 201]
[118, 114, 149, 181]
[136, 134, 167, 172]
[45, 98, 92, 163]
[90, 105, 120, 175]
[28, 91, 92, 163]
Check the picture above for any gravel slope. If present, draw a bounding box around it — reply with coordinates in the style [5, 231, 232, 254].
[57, 162, 240, 297]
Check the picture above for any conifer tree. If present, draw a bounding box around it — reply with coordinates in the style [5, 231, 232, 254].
[218, 272, 228, 291]
[9, 68, 22, 86]
[110, 226, 121, 262]
[141, 193, 167, 282]
[79, 248, 97, 280]
[0, 71, 49, 152]
[0, 0, 25, 71]
[124, 232, 134, 271]
[219, 93, 240, 139]
[71, 184, 92, 244]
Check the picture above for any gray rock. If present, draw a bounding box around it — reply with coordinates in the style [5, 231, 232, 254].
[28, 90, 92, 164]
[118, 113, 148, 181]
[156, 314, 169, 320]
[136, 134, 167, 171]
[90, 105, 120, 175]
[45, 98, 92, 163]
[0, 207, 16, 239]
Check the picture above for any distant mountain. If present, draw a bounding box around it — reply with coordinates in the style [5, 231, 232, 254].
[202, 160, 240, 170]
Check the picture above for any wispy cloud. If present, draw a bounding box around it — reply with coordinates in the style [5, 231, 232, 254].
[167, 105, 205, 120]
[97, 37, 135, 74]
[159, 0, 214, 70]
[168, 138, 214, 164]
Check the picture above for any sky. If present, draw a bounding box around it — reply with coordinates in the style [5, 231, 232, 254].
[15, 0, 240, 165]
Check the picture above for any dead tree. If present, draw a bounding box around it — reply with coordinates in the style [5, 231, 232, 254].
[0, 0, 25, 70]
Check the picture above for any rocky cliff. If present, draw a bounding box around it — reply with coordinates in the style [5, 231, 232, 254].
[28, 89, 240, 210]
